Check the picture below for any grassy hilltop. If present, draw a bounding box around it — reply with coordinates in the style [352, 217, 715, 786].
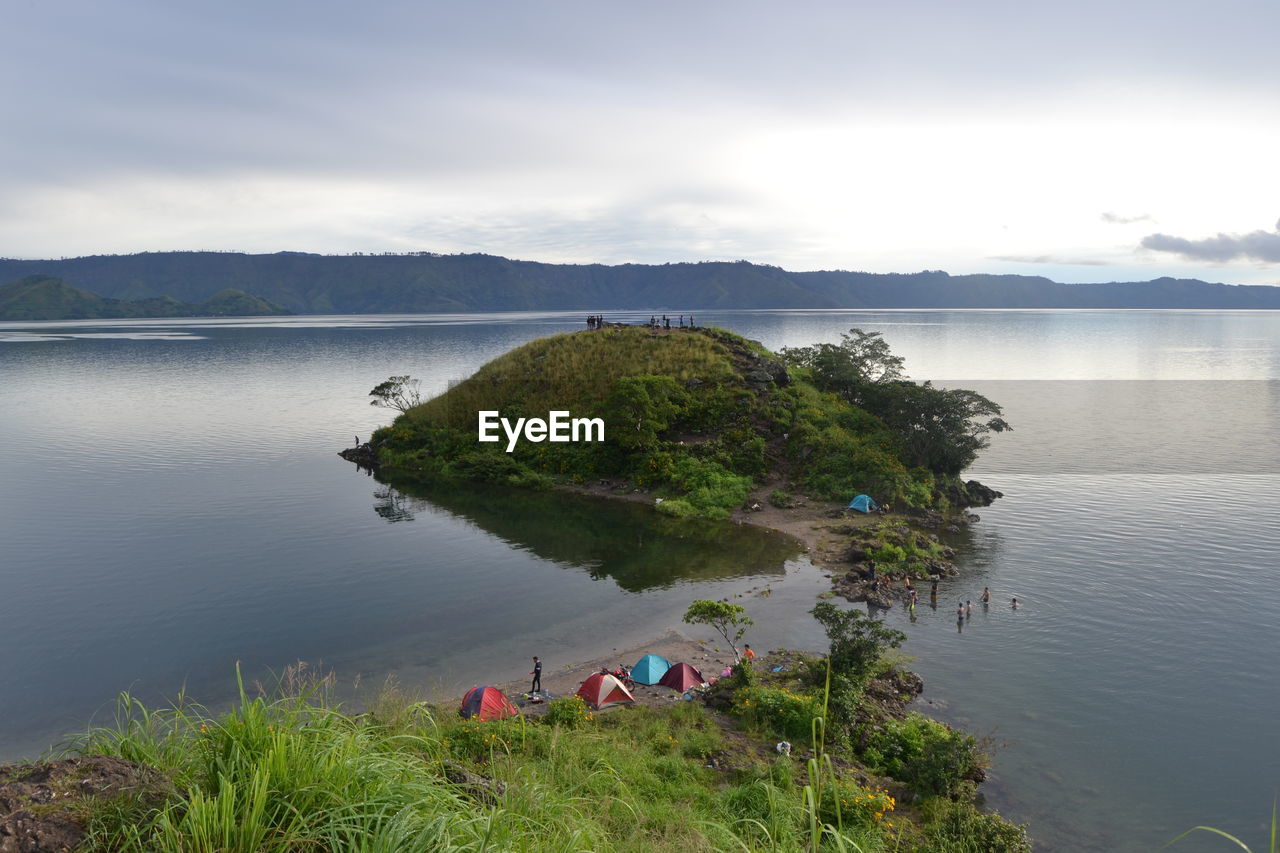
[371, 324, 1005, 517]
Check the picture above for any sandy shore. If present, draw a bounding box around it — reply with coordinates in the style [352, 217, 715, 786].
[730, 490, 879, 572]
[566, 479, 878, 575]
[492, 629, 736, 713]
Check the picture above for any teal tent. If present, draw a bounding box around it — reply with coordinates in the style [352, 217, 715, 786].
[631, 653, 672, 685]
[848, 494, 878, 513]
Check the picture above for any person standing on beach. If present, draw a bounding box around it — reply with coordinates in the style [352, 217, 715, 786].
[743, 644, 756, 662]
[530, 656, 542, 693]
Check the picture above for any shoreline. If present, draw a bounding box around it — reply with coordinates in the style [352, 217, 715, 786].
[489, 629, 735, 714]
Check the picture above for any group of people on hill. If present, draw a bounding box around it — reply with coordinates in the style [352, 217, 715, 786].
[647, 314, 694, 329]
[584, 314, 697, 330]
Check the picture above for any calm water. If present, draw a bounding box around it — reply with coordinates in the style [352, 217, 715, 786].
[2, 310, 1278, 851]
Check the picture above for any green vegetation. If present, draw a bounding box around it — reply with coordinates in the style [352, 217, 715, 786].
[860, 714, 983, 799]
[683, 599, 753, 661]
[780, 329, 1009, 477]
[0, 275, 289, 320]
[50, 657, 1032, 853]
[370, 325, 1004, 518]
[368, 375, 423, 413]
[710, 602, 1026, 852]
[19, 590, 1029, 851]
[854, 521, 951, 578]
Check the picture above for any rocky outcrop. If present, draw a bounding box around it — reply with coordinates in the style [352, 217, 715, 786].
[0, 756, 171, 853]
[339, 444, 380, 470]
[943, 479, 1003, 508]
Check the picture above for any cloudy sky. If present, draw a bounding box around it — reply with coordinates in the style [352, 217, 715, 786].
[5, 0, 1279, 284]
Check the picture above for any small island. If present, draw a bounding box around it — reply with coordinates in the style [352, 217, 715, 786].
[349, 322, 1007, 519]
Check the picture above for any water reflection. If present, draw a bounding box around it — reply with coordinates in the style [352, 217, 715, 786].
[376, 475, 798, 592]
[372, 485, 415, 523]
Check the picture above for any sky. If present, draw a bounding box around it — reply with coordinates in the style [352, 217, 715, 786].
[4, 0, 1280, 285]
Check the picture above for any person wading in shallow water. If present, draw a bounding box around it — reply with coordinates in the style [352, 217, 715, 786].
[530, 657, 542, 693]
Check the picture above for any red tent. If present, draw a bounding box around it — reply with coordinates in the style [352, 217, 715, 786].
[459, 686, 519, 721]
[576, 672, 635, 709]
[657, 662, 706, 692]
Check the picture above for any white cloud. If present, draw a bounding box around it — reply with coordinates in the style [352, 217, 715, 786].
[4, 0, 1280, 285]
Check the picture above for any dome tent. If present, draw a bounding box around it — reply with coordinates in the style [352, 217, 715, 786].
[848, 494, 878, 513]
[459, 686, 519, 721]
[657, 662, 706, 692]
[631, 653, 671, 685]
[576, 672, 635, 709]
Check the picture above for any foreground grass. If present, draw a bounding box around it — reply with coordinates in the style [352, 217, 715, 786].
[63, 666, 1028, 852]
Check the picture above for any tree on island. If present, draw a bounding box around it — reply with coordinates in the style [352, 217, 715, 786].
[368, 375, 422, 413]
[683, 599, 753, 661]
[781, 328, 1010, 476]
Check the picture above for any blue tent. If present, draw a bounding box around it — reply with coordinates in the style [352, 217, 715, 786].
[631, 653, 672, 685]
[848, 494, 879, 513]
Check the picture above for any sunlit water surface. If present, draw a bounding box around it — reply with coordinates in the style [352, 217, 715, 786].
[2, 309, 1278, 852]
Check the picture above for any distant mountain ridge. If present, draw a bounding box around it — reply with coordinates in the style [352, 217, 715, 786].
[0, 274, 291, 321]
[2, 251, 1277, 316]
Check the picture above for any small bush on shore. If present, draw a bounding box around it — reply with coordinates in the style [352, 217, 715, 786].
[916, 796, 1033, 852]
[543, 695, 593, 729]
[861, 712, 984, 798]
[733, 685, 824, 741]
[818, 776, 897, 830]
[768, 488, 796, 508]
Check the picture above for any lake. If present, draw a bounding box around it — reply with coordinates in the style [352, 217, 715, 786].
[2, 309, 1277, 851]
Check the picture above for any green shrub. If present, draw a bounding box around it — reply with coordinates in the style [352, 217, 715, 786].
[733, 686, 823, 741]
[870, 543, 908, 566]
[768, 490, 796, 508]
[810, 602, 906, 690]
[655, 498, 700, 518]
[440, 716, 521, 763]
[543, 695, 593, 729]
[818, 775, 897, 830]
[917, 796, 1033, 852]
[667, 455, 753, 517]
[862, 713, 983, 798]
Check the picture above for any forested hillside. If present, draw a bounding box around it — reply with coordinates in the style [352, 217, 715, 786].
[2, 251, 1277, 315]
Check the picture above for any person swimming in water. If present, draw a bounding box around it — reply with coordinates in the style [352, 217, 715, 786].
[1011, 597, 1020, 608]
[981, 587, 990, 604]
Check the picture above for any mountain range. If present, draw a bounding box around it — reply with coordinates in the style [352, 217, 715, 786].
[2, 251, 1277, 319]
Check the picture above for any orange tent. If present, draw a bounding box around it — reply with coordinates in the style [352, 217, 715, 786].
[576, 672, 635, 709]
